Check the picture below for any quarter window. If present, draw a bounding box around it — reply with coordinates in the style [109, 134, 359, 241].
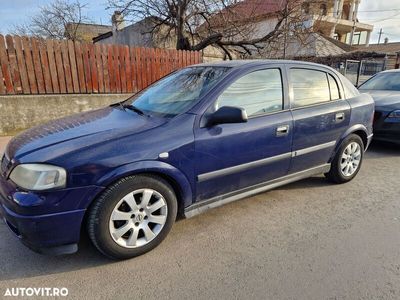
[290, 69, 331, 108]
[216, 69, 283, 117]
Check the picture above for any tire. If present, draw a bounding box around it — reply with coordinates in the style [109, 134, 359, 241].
[87, 175, 177, 260]
[325, 134, 364, 184]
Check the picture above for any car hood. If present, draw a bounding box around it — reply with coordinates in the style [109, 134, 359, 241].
[6, 107, 167, 161]
[364, 90, 400, 109]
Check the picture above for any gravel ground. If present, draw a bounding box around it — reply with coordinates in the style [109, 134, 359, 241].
[0, 141, 399, 300]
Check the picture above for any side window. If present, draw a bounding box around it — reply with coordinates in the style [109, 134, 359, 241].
[290, 68, 330, 108]
[328, 74, 340, 100]
[216, 69, 283, 117]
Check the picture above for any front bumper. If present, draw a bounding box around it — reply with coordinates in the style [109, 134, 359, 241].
[0, 202, 84, 255]
[0, 174, 104, 255]
[374, 111, 400, 144]
[374, 125, 400, 144]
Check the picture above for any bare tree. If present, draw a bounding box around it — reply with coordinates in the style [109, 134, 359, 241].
[12, 0, 91, 41]
[107, 0, 321, 58]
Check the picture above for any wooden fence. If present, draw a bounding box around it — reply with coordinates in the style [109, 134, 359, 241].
[0, 35, 202, 95]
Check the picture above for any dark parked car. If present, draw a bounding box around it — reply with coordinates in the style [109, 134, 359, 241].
[0, 60, 374, 259]
[358, 69, 400, 144]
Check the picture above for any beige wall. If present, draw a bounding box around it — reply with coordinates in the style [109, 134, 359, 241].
[0, 94, 131, 136]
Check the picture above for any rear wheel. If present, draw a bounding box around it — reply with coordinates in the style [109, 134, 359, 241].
[325, 134, 364, 184]
[87, 175, 177, 260]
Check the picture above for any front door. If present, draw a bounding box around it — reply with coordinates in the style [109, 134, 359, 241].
[194, 68, 293, 201]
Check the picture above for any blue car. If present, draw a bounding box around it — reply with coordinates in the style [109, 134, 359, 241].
[358, 69, 400, 144]
[0, 60, 374, 259]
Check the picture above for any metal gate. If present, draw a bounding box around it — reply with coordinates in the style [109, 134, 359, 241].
[342, 59, 387, 87]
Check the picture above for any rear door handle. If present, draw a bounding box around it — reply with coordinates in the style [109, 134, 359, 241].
[276, 125, 290, 137]
[335, 112, 345, 122]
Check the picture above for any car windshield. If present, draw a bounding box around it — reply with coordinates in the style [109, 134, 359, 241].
[124, 66, 230, 117]
[359, 72, 400, 91]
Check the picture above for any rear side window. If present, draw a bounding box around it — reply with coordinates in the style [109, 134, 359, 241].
[216, 69, 283, 117]
[290, 69, 331, 107]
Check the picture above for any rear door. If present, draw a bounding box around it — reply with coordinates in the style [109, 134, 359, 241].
[194, 67, 293, 201]
[288, 66, 351, 173]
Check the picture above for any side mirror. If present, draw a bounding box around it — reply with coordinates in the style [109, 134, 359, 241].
[207, 106, 248, 126]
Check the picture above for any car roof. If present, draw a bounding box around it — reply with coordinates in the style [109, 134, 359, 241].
[193, 59, 334, 70]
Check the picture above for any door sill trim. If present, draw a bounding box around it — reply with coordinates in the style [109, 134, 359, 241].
[184, 164, 331, 218]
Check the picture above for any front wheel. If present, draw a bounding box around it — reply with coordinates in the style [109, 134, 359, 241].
[87, 175, 177, 260]
[325, 134, 364, 184]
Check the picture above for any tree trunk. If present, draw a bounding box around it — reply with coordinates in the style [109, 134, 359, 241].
[176, 2, 189, 50]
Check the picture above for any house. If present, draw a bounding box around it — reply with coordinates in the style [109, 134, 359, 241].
[65, 22, 112, 42]
[293, 37, 399, 85]
[354, 41, 400, 69]
[93, 16, 174, 49]
[93, 13, 225, 61]
[92, 1, 374, 61]
[312, 0, 373, 46]
[203, 0, 373, 58]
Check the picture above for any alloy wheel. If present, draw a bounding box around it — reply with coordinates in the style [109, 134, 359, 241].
[340, 142, 362, 177]
[109, 189, 168, 248]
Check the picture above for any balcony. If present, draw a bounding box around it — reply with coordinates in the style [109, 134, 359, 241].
[315, 15, 373, 34]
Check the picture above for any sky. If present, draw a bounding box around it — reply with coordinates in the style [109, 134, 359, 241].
[1, 0, 400, 44]
[0, 0, 112, 30]
[358, 0, 400, 43]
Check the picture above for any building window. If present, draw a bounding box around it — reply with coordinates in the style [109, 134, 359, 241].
[353, 32, 361, 45]
[320, 4, 327, 16]
[302, 2, 310, 14]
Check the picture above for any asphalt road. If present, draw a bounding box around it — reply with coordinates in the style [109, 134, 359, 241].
[0, 142, 399, 300]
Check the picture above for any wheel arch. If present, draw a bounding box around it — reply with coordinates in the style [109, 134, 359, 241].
[92, 161, 193, 216]
[329, 125, 368, 162]
[340, 124, 369, 148]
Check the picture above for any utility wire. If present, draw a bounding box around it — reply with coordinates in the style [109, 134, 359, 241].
[361, 12, 400, 22]
[358, 8, 400, 13]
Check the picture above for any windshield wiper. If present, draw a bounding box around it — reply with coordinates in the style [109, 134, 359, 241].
[123, 104, 148, 116]
[110, 101, 127, 111]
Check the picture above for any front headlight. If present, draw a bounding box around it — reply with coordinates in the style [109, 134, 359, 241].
[387, 110, 400, 119]
[9, 164, 67, 191]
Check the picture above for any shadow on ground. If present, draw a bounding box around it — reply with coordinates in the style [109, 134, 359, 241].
[0, 229, 114, 281]
[366, 141, 400, 157]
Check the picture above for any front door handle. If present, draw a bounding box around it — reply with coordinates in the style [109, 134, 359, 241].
[276, 125, 290, 137]
[335, 112, 345, 122]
